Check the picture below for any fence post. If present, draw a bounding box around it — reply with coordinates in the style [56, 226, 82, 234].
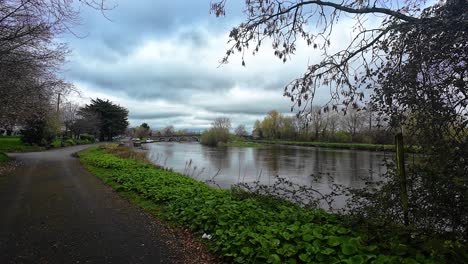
[396, 132, 409, 226]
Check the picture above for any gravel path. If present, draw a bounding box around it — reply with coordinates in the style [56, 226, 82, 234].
[0, 145, 215, 264]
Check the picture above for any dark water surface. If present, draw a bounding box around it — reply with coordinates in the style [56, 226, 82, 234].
[144, 142, 388, 197]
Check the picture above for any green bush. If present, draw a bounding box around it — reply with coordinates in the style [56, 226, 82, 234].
[65, 139, 76, 146]
[78, 139, 91, 144]
[78, 146, 452, 263]
[80, 133, 95, 142]
[201, 128, 230, 146]
[51, 138, 62, 148]
[331, 132, 352, 143]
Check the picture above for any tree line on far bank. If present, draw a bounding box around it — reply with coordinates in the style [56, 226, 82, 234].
[200, 105, 394, 147]
[252, 106, 393, 144]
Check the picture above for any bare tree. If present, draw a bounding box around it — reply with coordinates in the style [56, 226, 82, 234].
[341, 108, 365, 142]
[235, 124, 247, 136]
[60, 101, 81, 137]
[212, 117, 232, 131]
[0, 0, 112, 129]
[308, 106, 326, 140]
[210, 0, 467, 120]
[162, 125, 175, 136]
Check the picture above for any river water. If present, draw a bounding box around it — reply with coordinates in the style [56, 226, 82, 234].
[143, 143, 388, 203]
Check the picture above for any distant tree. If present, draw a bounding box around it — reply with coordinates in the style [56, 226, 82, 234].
[141, 123, 150, 130]
[234, 124, 247, 137]
[212, 117, 232, 131]
[71, 110, 100, 138]
[201, 117, 232, 146]
[341, 108, 365, 142]
[162, 125, 175, 136]
[308, 106, 326, 140]
[134, 123, 151, 139]
[261, 110, 281, 139]
[79, 98, 129, 141]
[252, 120, 263, 139]
[282, 116, 297, 140]
[60, 101, 80, 138]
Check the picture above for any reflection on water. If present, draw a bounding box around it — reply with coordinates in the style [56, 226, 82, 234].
[144, 142, 387, 195]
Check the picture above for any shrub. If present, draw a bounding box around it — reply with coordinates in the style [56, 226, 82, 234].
[21, 118, 54, 146]
[331, 131, 352, 143]
[65, 139, 76, 146]
[201, 128, 230, 146]
[78, 139, 91, 144]
[80, 133, 95, 142]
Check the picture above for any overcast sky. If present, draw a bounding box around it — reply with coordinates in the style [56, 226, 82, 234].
[62, 0, 364, 132]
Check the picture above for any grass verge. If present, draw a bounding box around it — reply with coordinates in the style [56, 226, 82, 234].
[0, 136, 93, 152]
[0, 136, 44, 152]
[78, 145, 459, 264]
[0, 152, 9, 163]
[219, 140, 264, 148]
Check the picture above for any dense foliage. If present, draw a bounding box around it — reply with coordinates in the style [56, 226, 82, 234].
[20, 112, 61, 146]
[78, 98, 129, 141]
[79, 145, 467, 263]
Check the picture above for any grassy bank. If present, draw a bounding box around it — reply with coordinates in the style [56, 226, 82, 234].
[253, 140, 397, 152]
[0, 136, 93, 152]
[219, 140, 264, 148]
[0, 152, 9, 163]
[78, 145, 453, 263]
[0, 136, 44, 152]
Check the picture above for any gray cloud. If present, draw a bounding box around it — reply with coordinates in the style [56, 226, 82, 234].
[130, 112, 190, 120]
[63, 0, 344, 130]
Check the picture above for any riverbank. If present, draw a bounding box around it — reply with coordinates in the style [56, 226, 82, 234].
[78, 144, 453, 263]
[219, 140, 264, 148]
[252, 140, 397, 152]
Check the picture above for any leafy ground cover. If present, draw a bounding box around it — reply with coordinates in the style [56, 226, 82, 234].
[0, 136, 44, 152]
[78, 145, 453, 263]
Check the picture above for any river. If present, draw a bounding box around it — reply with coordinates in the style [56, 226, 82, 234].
[143, 142, 389, 207]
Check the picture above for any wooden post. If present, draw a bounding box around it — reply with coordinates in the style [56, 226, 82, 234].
[395, 132, 409, 226]
[56, 93, 61, 113]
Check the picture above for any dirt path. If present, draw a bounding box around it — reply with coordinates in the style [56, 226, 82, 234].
[0, 145, 201, 263]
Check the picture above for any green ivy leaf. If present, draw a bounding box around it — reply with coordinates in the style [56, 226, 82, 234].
[321, 247, 335, 255]
[241, 246, 253, 256]
[267, 254, 281, 264]
[299, 253, 310, 262]
[342, 242, 358, 255]
[302, 233, 315, 242]
[327, 236, 342, 247]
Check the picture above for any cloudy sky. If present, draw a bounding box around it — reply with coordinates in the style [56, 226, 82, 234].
[62, 0, 361, 132]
